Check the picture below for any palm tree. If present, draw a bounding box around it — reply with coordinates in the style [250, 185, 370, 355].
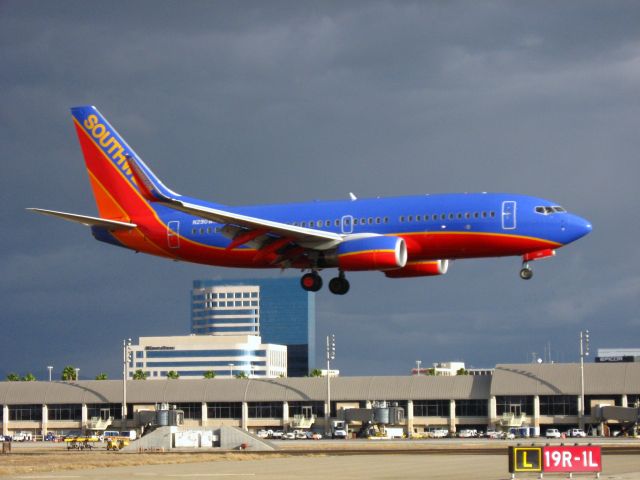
[132, 369, 148, 380]
[203, 371, 216, 379]
[21, 373, 36, 381]
[95, 373, 108, 380]
[166, 370, 180, 379]
[456, 368, 469, 376]
[309, 369, 323, 377]
[61, 365, 77, 381]
[6, 373, 20, 381]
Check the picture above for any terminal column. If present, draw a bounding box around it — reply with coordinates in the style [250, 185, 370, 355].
[621, 394, 628, 408]
[42, 404, 48, 436]
[533, 395, 540, 436]
[2, 405, 8, 436]
[282, 401, 289, 430]
[406, 400, 414, 436]
[489, 396, 497, 428]
[449, 400, 456, 434]
[241, 402, 248, 431]
[201, 402, 208, 427]
[81, 404, 88, 430]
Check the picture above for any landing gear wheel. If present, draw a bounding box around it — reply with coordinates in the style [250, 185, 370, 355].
[329, 276, 350, 295]
[301, 272, 323, 292]
[519, 267, 533, 280]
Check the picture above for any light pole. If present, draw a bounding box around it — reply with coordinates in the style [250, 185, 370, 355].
[47, 366, 53, 382]
[415, 360, 422, 375]
[74, 368, 80, 381]
[123, 338, 131, 422]
[326, 334, 335, 435]
[229, 363, 234, 378]
[579, 329, 590, 430]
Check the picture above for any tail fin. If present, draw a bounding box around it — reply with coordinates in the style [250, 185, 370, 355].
[70, 106, 174, 222]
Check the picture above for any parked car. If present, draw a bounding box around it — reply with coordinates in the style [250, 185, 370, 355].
[566, 428, 586, 438]
[333, 429, 347, 439]
[545, 428, 561, 439]
[271, 430, 284, 439]
[430, 428, 449, 438]
[12, 431, 33, 442]
[282, 432, 296, 440]
[458, 429, 477, 438]
[310, 432, 323, 440]
[256, 429, 270, 439]
[485, 429, 501, 439]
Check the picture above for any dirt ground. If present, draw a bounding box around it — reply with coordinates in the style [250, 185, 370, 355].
[0, 451, 296, 476]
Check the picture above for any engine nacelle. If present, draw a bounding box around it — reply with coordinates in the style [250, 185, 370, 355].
[384, 259, 449, 278]
[337, 236, 407, 271]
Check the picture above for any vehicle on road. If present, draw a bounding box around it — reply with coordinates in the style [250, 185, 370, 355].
[545, 428, 561, 438]
[566, 428, 586, 437]
[333, 429, 347, 439]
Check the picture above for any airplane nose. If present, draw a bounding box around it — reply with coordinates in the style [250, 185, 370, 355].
[572, 215, 592, 240]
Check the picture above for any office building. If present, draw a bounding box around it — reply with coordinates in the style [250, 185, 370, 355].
[192, 278, 315, 377]
[127, 335, 287, 379]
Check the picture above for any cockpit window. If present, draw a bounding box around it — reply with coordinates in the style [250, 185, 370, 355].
[535, 206, 566, 215]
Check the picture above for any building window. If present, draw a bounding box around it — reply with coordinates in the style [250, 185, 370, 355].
[455, 399, 488, 417]
[496, 396, 534, 416]
[248, 402, 283, 418]
[413, 400, 450, 417]
[288, 401, 325, 418]
[9, 404, 42, 421]
[173, 402, 202, 420]
[539, 395, 577, 416]
[87, 403, 122, 420]
[207, 402, 242, 419]
[48, 403, 82, 421]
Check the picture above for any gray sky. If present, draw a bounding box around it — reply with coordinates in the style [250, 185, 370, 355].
[1, 1, 639, 380]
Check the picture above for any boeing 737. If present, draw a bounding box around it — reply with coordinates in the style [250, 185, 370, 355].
[29, 106, 592, 294]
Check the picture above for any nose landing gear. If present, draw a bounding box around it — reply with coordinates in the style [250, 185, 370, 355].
[519, 262, 533, 280]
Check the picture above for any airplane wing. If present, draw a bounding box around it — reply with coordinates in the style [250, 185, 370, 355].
[126, 155, 344, 250]
[27, 208, 137, 230]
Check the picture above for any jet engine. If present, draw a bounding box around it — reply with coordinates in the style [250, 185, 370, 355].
[336, 236, 407, 271]
[384, 259, 449, 278]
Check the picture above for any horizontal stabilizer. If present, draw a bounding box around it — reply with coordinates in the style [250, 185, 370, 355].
[27, 208, 137, 230]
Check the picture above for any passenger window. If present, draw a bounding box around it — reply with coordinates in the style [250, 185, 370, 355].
[490, 211, 495, 218]
[368, 218, 373, 224]
[416, 215, 421, 221]
[408, 215, 413, 222]
[441, 214, 446, 220]
[482, 212, 487, 218]
[325, 220, 331, 227]
[199, 228, 204, 234]
[457, 213, 462, 219]
[383, 217, 389, 223]
[301, 222, 306, 227]
[448, 213, 454, 220]
[192, 228, 196, 234]
[360, 218, 366, 225]
[465, 213, 470, 219]
[353, 218, 358, 225]
[375, 217, 381, 224]
[399, 216, 404, 222]
[474, 212, 479, 219]
[335, 219, 340, 226]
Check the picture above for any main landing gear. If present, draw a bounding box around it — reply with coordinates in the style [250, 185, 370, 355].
[519, 262, 533, 280]
[300, 271, 350, 295]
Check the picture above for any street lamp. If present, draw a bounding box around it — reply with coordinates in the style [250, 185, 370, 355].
[326, 334, 335, 435]
[74, 368, 80, 381]
[123, 338, 132, 421]
[415, 360, 422, 376]
[47, 366, 53, 382]
[579, 330, 590, 429]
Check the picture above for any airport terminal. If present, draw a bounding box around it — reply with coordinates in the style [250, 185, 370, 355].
[2, 362, 638, 440]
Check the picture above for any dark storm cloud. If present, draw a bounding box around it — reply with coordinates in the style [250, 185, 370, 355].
[1, 1, 639, 379]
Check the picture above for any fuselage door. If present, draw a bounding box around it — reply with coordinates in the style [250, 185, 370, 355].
[341, 215, 354, 234]
[167, 220, 180, 248]
[501, 201, 516, 230]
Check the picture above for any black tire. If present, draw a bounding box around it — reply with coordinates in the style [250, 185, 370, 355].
[329, 277, 350, 295]
[301, 272, 323, 292]
[519, 268, 533, 280]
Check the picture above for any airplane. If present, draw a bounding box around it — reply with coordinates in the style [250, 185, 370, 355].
[29, 106, 592, 295]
